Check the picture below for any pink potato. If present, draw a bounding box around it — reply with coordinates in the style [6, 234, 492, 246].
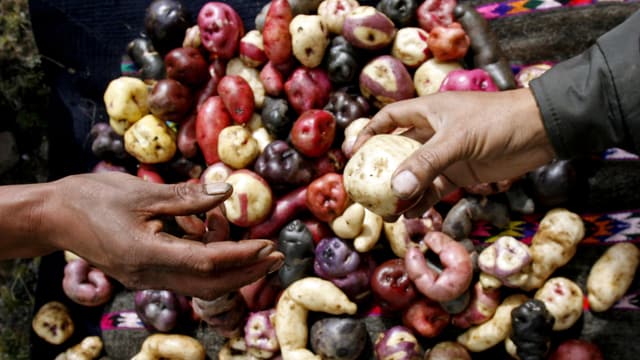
[63, 259, 114, 307]
[198, 2, 244, 60]
[260, 61, 285, 97]
[262, 0, 293, 65]
[548, 340, 604, 360]
[427, 23, 470, 61]
[223, 169, 274, 227]
[417, 0, 457, 32]
[342, 6, 396, 50]
[284, 67, 332, 114]
[217, 75, 255, 124]
[360, 55, 415, 108]
[439, 68, 499, 92]
[196, 96, 232, 165]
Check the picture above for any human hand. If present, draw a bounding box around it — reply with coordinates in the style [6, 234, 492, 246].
[42, 172, 284, 300]
[353, 88, 555, 217]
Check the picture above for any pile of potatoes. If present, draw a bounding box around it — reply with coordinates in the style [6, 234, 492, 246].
[34, 0, 640, 359]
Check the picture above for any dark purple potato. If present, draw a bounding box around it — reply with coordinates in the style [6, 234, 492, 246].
[144, 0, 192, 55]
[377, 0, 418, 27]
[253, 140, 314, 192]
[314, 237, 360, 278]
[325, 36, 362, 86]
[127, 37, 166, 80]
[148, 79, 193, 122]
[324, 90, 371, 129]
[278, 219, 315, 286]
[164, 47, 209, 88]
[134, 289, 190, 332]
[261, 97, 296, 140]
[526, 159, 576, 208]
[310, 317, 368, 360]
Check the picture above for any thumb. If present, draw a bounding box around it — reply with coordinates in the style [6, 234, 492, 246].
[391, 132, 460, 202]
[145, 181, 233, 216]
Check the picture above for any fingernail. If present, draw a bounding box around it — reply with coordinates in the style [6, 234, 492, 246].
[392, 170, 419, 199]
[204, 182, 231, 195]
[257, 243, 275, 259]
[268, 257, 284, 274]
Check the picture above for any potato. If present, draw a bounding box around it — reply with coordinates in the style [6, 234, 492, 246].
[124, 114, 177, 164]
[55, 336, 103, 360]
[457, 294, 528, 352]
[317, 0, 360, 34]
[343, 134, 421, 218]
[534, 277, 583, 330]
[342, 6, 396, 50]
[360, 55, 416, 108]
[290, 15, 329, 68]
[132, 334, 205, 360]
[223, 170, 274, 227]
[391, 27, 431, 68]
[413, 58, 462, 96]
[587, 242, 640, 312]
[226, 58, 266, 109]
[310, 317, 368, 360]
[32, 301, 74, 345]
[217, 125, 260, 169]
[103, 76, 150, 135]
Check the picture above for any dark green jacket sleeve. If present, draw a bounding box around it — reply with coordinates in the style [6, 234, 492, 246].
[530, 9, 640, 158]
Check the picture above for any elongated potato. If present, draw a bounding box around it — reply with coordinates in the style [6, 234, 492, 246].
[587, 242, 640, 312]
[131, 334, 205, 360]
[457, 294, 528, 352]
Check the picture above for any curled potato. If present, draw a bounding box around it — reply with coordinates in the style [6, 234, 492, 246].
[124, 114, 177, 164]
[54, 336, 103, 360]
[32, 301, 75, 345]
[62, 258, 114, 307]
[384, 208, 442, 258]
[587, 242, 640, 312]
[290, 15, 329, 68]
[457, 294, 528, 352]
[104, 76, 150, 135]
[131, 334, 205, 360]
[218, 125, 260, 169]
[353, 208, 383, 252]
[275, 277, 357, 360]
[534, 277, 583, 331]
[522, 208, 585, 291]
[330, 202, 366, 239]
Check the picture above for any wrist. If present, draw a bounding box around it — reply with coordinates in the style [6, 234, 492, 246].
[0, 181, 59, 259]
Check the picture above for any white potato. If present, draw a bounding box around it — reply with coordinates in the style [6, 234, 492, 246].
[413, 58, 462, 96]
[124, 114, 176, 164]
[391, 27, 430, 68]
[587, 242, 640, 312]
[103, 76, 150, 135]
[218, 125, 260, 169]
[317, 0, 360, 34]
[290, 15, 329, 68]
[534, 277, 583, 330]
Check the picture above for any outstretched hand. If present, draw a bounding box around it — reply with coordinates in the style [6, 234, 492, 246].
[39, 172, 283, 300]
[353, 88, 556, 217]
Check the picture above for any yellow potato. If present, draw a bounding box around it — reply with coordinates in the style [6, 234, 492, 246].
[124, 114, 176, 164]
[32, 301, 74, 345]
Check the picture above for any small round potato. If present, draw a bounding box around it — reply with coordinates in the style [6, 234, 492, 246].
[124, 114, 177, 164]
[317, 0, 360, 34]
[32, 301, 75, 345]
[217, 125, 260, 169]
[290, 15, 329, 68]
[534, 277, 583, 331]
[343, 134, 421, 218]
[223, 170, 274, 227]
[103, 76, 150, 135]
[391, 27, 431, 68]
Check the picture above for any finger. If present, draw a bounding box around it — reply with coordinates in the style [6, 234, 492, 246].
[141, 252, 284, 300]
[391, 131, 462, 202]
[404, 175, 458, 218]
[143, 181, 233, 216]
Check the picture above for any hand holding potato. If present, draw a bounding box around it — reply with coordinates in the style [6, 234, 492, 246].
[353, 88, 556, 216]
[0, 172, 283, 300]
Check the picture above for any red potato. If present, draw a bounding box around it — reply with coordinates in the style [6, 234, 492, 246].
[223, 170, 274, 227]
[217, 75, 255, 124]
[306, 172, 349, 223]
[290, 109, 336, 158]
[439, 68, 499, 92]
[342, 6, 397, 50]
[260, 61, 285, 97]
[197, 2, 244, 60]
[196, 96, 232, 165]
[148, 79, 193, 123]
[402, 298, 450, 338]
[248, 186, 308, 239]
[137, 164, 165, 184]
[285, 67, 332, 115]
[417, 0, 457, 32]
[239, 30, 268, 68]
[371, 258, 418, 313]
[164, 47, 209, 88]
[263, 0, 293, 65]
[360, 55, 416, 108]
[63, 259, 114, 307]
[195, 59, 226, 110]
[548, 340, 604, 360]
[177, 113, 199, 158]
[427, 22, 470, 61]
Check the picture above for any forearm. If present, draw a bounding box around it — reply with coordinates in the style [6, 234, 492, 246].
[530, 9, 640, 158]
[0, 182, 58, 259]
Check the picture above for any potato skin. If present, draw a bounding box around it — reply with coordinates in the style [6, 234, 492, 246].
[587, 242, 640, 312]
